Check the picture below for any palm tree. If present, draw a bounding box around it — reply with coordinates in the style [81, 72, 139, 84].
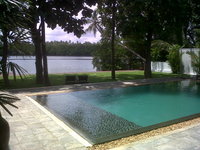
[85, 5, 117, 80]
[0, 0, 28, 87]
[85, 9, 103, 36]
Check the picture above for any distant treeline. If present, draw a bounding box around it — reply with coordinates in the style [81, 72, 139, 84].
[6, 41, 101, 56]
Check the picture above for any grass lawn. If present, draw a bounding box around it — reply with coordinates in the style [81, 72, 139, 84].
[0, 71, 180, 90]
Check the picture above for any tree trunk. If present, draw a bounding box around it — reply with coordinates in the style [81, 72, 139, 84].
[2, 29, 10, 87]
[111, 0, 116, 80]
[176, 25, 183, 46]
[31, 24, 44, 84]
[41, 16, 50, 86]
[144, 31, 152, 79]
[0, 113, 10, 150]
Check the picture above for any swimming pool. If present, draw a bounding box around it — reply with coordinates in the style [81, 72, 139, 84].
[31, 80, 200, 144]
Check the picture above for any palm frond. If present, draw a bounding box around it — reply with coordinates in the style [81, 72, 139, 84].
[7, 62, 29, 80]
[85, 9, 103, 36]
[0, 92, 19, 116]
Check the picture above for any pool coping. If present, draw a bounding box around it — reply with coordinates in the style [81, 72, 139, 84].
[26, 96, 93, 147]
[8, 77, 185, 95]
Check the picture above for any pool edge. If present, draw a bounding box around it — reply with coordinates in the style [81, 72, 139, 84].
[25, 96, 93, 147]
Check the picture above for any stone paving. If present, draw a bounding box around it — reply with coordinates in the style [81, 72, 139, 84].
[1, 78, 200, 150]
[112, 123, 200, 150]
[1, 94, 87, 150]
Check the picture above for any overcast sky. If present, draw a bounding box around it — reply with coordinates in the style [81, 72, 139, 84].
[45, 25, 101, 43]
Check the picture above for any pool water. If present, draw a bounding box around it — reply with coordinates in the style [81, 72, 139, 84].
[69, 80, 200, 127]
[32, 80, 200, 144]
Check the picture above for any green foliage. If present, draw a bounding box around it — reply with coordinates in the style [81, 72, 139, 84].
[151, 40, 171, 62]
[150, 40, 184, 74]
[151, 48, 169, 62]
[46, 41, 100, 56]
[28, 0, 97, 38]
[7, 62, 28, 81]
[185, 1, 200, 46]
[187, 51, 200, 75]
[0, 61, 28, 81]
[92, 42, 143, 71]
[7, 41, 102, 56]
[167, 45, 182, 74]
[85, 9, 103, 36]
[9, 41, 34, 55]
[0, 0, 27, 30]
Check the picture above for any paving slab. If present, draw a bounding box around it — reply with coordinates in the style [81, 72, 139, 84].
[1, 94, 86, 150]
[112, 123, 200, 150]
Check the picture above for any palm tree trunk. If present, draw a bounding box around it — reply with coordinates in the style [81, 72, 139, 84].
[2, 29, 10, 87]
[41, 16, 50, 86]
[111, 0, 116, 80]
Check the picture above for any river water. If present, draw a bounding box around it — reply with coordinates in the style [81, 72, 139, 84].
[8, 56, 96, 74]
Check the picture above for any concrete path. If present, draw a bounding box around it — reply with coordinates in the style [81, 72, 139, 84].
[1, 94, 87, 150]
[112, 123, 200, 150]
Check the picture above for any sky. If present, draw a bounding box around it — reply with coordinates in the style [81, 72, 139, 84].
[45, 26, 101, 43]
[45, 5, 101, 43]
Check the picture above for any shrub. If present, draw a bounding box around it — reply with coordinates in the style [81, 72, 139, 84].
[167, 45, 182, 74]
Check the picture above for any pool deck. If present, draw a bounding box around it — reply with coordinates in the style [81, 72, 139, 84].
[2, 77, 200, 150]
[111, 123, 200, 150]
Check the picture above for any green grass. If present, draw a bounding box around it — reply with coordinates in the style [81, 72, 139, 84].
[0, 71, 180, 90]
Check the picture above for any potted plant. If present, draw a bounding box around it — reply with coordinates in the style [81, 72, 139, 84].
[0, 92, 19, 150]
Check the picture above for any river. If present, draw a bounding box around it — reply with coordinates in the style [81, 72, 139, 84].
[7, 56, 96, 74]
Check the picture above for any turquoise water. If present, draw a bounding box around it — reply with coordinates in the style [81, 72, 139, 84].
[62, 80, 200, 127]
[33, 80, 200, 143]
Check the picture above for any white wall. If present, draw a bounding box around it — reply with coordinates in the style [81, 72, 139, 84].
[180, 48, 200, 75]
[151, 62, 172, 73]
[151, 48, 200, 75]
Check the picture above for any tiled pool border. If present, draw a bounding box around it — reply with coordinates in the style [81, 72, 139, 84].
[31, 94, 142, 144]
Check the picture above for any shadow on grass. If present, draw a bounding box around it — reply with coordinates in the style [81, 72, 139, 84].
[0, 71, 181, 90]
[116, 74, 144, 80]
[152, 72, 180, 78]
